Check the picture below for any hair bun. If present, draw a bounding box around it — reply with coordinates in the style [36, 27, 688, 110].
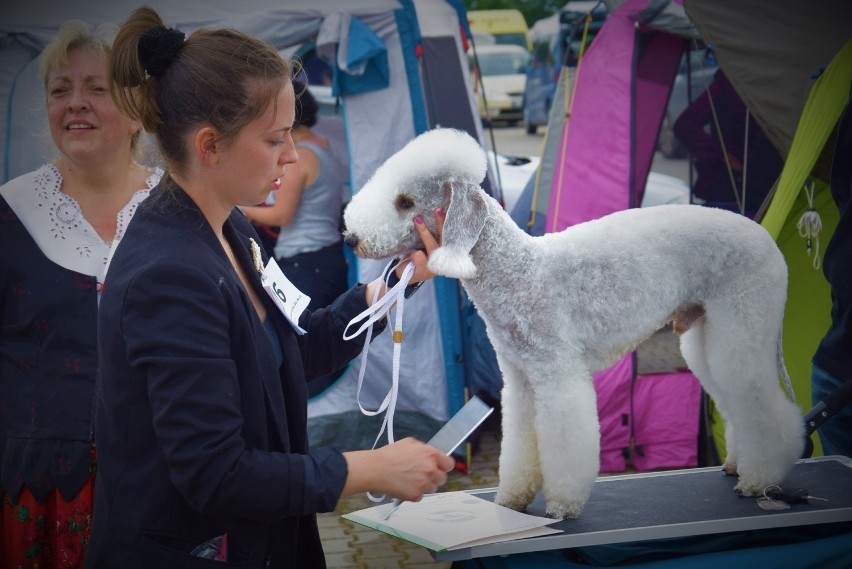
[138, 26, 185, 78]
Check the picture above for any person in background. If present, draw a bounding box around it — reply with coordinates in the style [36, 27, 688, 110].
[811, 86, 852, 458]
[673, 68, 783, 215]
[86, 7, 452, 568]
[242, 79, 349, 312]
[0, 20, 161, 569]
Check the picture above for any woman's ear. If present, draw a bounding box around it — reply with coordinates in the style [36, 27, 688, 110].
[195, 127, 220, 166]
[129, 118, 143, 138]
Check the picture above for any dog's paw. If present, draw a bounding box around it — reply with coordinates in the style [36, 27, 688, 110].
[722, 461, 738, 477]
[428, 246, 477, 279]
[494, 491, 531, 513]
[546, 500, 584, 519]
[734, 483, 760, 497]
[734, 475, 768, 497]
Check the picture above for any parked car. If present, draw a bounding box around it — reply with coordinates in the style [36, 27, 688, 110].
[469, 44, 531, 126]
[487, 150, 541, 211]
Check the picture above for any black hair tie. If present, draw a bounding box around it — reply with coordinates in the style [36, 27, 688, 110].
[138, 26, 185, 78]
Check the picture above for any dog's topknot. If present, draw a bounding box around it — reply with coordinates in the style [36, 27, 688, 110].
[359, 128, 487, 194]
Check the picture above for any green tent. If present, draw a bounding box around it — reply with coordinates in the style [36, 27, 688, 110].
[687, 0, 851, 457]
[734, 41, 850, 457]
[761, 40, 852, 421]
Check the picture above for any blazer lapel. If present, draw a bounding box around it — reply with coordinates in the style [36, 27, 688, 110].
[225, 215, 279, 326]
[225, 215, 292, 449]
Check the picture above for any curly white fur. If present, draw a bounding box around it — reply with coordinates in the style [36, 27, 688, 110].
[343, 128, 804, 519]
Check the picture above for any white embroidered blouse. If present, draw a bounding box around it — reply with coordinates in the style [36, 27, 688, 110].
[0, 163, 162, 283]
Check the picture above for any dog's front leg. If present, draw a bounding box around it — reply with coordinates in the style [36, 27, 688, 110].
[494, 362, 542, 513]
[534, 365, 600, 519]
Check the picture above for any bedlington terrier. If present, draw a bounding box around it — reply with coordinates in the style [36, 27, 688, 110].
[342, 128, 804, 519]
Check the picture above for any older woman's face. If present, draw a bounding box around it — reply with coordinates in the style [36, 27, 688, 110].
[45, 47, 140, 166]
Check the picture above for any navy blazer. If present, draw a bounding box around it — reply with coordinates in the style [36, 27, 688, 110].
[87, 182, 384, 569]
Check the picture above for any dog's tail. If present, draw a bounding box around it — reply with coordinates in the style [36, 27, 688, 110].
[777, 333, 797, 403]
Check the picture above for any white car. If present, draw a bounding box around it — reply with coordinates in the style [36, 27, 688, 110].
[469, 44, 530, 125]
[486, 151, 539, 211]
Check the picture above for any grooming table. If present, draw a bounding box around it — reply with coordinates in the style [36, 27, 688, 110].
[434, 455, 852, 565]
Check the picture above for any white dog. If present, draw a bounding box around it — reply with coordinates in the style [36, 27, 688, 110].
[342, 128, 804, 519]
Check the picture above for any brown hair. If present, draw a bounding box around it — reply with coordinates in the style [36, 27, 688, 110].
[109, 6, 292, 176]
[41, 20, 142, 155]
[292, 79, 319, 128]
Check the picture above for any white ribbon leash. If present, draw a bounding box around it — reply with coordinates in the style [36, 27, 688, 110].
[343, 258, 416, 503]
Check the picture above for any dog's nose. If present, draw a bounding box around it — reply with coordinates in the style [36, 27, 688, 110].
[344, 233, 359, 249]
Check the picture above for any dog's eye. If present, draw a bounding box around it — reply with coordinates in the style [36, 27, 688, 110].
[395, 194, 415, 211]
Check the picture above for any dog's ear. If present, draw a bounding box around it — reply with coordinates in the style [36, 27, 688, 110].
[428, 182, 489, 279]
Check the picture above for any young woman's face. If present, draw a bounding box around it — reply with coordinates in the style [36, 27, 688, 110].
[46, 47, 140, 166]
[220, 81, 299, 207]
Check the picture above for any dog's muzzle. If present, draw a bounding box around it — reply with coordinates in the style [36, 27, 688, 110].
[344, 233, 359, 250]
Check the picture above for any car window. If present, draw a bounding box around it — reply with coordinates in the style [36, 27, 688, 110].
[477, 52, 530, 76]
[493, 33, 529, 51]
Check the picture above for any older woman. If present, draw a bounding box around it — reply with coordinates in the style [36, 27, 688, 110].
[0, 20, 161, 568]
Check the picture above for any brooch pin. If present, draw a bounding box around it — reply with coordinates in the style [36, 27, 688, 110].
[250, 238, 264, 275]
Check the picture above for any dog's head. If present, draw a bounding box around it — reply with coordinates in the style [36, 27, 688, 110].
[343, 128, 489, 279]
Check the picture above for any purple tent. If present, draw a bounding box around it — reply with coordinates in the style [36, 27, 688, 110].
[546, 0, 685, 230]
[544, 0, 703, 472]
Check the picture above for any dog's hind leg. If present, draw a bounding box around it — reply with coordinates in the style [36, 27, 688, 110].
[494, 359, 542, 513]
[679, 318, 741, 476]
[689, 299, 804, 496]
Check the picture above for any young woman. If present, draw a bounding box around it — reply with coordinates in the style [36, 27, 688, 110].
[85, 7, 452, 568]
[0, 20, 161, 568]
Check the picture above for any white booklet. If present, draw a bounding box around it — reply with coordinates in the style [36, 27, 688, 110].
[342, 491, 562, 551]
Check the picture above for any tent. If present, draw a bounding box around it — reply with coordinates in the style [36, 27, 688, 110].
[685, 0, 852, 457]
[1, 0, 489, 449]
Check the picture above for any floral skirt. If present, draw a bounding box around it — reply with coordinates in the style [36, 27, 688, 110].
[1, 450, 95, 569]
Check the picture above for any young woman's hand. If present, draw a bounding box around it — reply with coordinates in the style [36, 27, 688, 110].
[404, 207, 445, 284]
[341, 437, 455, 501]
